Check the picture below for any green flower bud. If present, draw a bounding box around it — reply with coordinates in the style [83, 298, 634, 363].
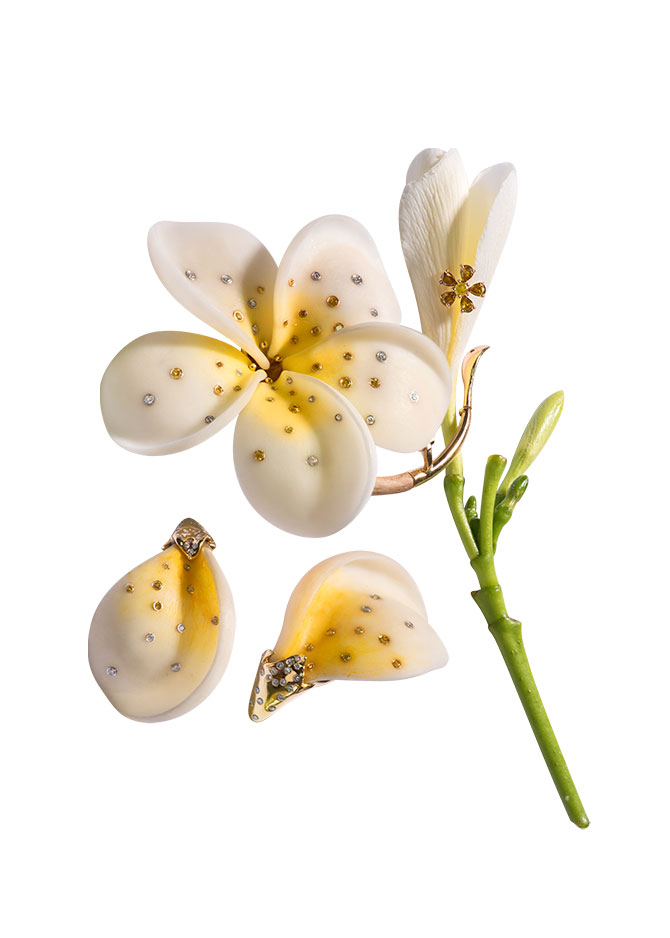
[498, 391, 564, 496]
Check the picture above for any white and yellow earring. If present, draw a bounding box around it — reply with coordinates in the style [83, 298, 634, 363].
[89, 518, 235, 722]
[249, 551, 446, 721]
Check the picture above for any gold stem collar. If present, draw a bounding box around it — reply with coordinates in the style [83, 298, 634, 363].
[372, 345, 488, 496]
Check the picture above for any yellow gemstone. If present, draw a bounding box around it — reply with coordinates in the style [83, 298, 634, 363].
[213, 385, 224, 395]
[469, 281, 486, 297]
[326, 628, 336, 636]
[355, 627, 364, 634]
[216, 360, 223, 368]
[288, 278, 295, 287]
[289, 404, 301, 413]
[152, 580, 162, 590]
[169, 367, 183, 379]
[305, 643, 314, 651]
[391, 658, 402, 669]
[343, 352, 352, 360]
[257, 286, 265, 294]
[440, 270, 458, 287]
[326, 295, 339, 308]
[253, 450, 266, 461]
[248, 362, 257, 371]
[125, 583, 134, 593]
[339, 376, 352, 389]
[370, 377, 381, 388]
[312, 363, 322, 372]
[311, 326, 321, 336]
[460, 264, 475, 281]
[152, 601, 162, 611]
[340, 652, 351, 662]
[460, 295, 475, 313]
[233, 385, 241, 391]
[455, 282, 468, 296]
[291, 335, 299, 344]
[260, 340, 269, 350]
[233, 310, 244, 321]
[284, 425, 293, 434]
[441, 291, 457, 307]
[298, 309, 308, 318]
[378, 634, 391, 645]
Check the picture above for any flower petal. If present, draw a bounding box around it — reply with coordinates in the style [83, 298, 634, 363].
[284, 322, 451, 452]
[88, 541, 235, 722]
[273, 551, 446, 681]
[270, 215, 401, 360]
[101, 331, 266, 455]
[448, 163, 517, 368]
[399, 149, 469, 351]
[233, 372, 376, 536]
[148, 222, 277, 365]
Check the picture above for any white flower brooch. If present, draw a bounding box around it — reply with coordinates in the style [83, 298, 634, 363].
[101, 216, 452, 536]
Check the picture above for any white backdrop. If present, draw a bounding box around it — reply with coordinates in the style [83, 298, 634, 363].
[2, 1, 668, 935]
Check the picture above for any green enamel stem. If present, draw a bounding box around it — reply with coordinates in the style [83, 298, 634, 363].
[446, 472, 590, 829]
[479, 455, 506, 560]
[442, 397, 463, 478]
[444, 475, 479, 560]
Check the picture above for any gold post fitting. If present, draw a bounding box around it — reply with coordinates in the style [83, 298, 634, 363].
[249, 649, 322, 722]
[372, 345, 489, 496]
[162, 518, 216, 558]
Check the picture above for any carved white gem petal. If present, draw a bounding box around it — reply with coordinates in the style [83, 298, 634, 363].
[148, 222, 277, 366]
[88, 544, 235, 722]
[284, 322, 451, 452]
[271, 215, 401, 359]
[273, 551, 446, 681]
[101, 331, 266, 455]
[233, 372, 377, 537]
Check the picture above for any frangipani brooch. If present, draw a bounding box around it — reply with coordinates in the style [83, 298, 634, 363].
[101, 216, 451, 536]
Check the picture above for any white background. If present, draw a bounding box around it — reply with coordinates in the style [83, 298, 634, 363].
[2, 1, 668, 935]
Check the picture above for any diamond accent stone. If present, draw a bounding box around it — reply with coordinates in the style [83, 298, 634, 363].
[351, 274, 363, 284]
[248, 299, 257, 308]
[221, 274, 233, 284]
[252, 323, 259, 334]
[106, 666, 117, 676]
[145, 633, 155, 643]
[311, 271, 321, 280]
[334, 413, 343, 421]
[184, 269, 197, 280]
[176, 623, 185, 633]
[370, 308, 378, 317]
[205, 415, 215, 424]
[409, 391, 420, 403]
[376, 351, 387, 362]
[143, 393, 155, 405]
[306, 455, 319, 467]
[365, 415, 375, 426]
[171, 663, 181, 672]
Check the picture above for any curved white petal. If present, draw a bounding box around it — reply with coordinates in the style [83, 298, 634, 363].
[270, 215, 401, 360]
[148, 221, 276, 365]
[399, 148, 469, 351]
[101, 331, 266, 455]
[88, 542, 235, 722]
[449, 163, 517, 366]
[233, 372, 376, 536]
[273, 551, 446, 681]
[284, 322, 451, 452]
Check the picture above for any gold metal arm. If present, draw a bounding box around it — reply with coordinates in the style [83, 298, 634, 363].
[372, 345, 489, 496]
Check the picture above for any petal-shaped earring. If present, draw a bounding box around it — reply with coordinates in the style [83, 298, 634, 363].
[249, 551, 446, 721]
[89, 518, 235, 722]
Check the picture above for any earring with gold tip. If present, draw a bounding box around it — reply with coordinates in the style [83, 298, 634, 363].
[89, 518, 235, 722]
[249, 551, 447, 721]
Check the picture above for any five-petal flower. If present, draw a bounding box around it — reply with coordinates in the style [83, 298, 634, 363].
[101, 216, 451, 536]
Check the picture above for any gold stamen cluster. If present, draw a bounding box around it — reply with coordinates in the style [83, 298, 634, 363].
[439, 264, 486, 313]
